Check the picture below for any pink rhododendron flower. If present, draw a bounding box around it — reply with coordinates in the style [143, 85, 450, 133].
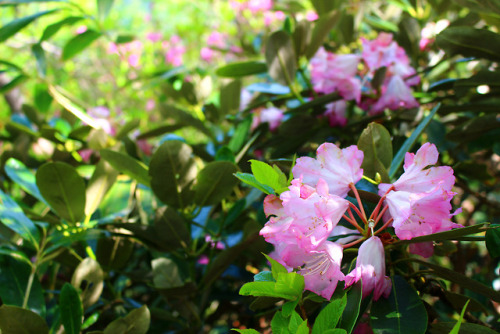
[146, 32, 162, 43]
[207, 31, 226, 48]
[305, 10, 319, 21]
[251, 106, 284, 131]
[75, 25, 87, 34]
[361, 33, 401, 71]
[163, 36, 185, 67]
[247, 0, 273, 13]
[201, 47, 215, 62]
[324, 100, 348, 127]
[420, 20, 449, 51]
[345, 236, 392, 300]
[370, 75, 419, 114]
[293, 143, 364, 198]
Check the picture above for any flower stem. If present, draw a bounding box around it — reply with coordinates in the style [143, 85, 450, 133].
[374, 205, 389, 225]
[342, 214, 364, 233]
[374, 218, 393, 235]
[349, 184, 367, 223]
[22, 265, 36, 309]
[342, 237, 365, 249]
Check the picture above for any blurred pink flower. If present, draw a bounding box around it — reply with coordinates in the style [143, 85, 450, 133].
[128, 54, 140, 68]
[146, 32, 162, 43]
[207, 31, 226, 48]
[201, 47, 215, 62]
[75, 25, 87, 34]
[146, 99, 156, 111]
[324, 100, 348, 127]
[370, 75, 419, 114]
[345, 236, 392, 300]
[247, 0, 273, 13]
[293, 143, 364, 198]
[163, 36, 185, 67]
[251, 106, 284, 131]
[305, 10, 319, 21]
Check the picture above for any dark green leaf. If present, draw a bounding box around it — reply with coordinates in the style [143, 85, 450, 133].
[437, 27, 500, 62]
[194, 161, 238, 207]
[159, 104, 213, 139]
[371, 276, 427, 334]
[96, 236, 134, 270]
[265, 30, 297, 85]
[62, 30, 101, 60]
[151, 258, 183, 289]
[430, 322, 498, 334]
[0, 74, 28, 93]
[100, 149, 150, 187]
[305, 10, 340, 59]
[154, 206, 190, 250]
[486, 227, 500, 258]
[310, 0, 338, 15]
[0, 9, 59, 42]
[443, 291, 488, 314]
[312, 294, 347, 334]
[323, 330, 347, 334]
[136, 123, 184, 140]
[85, 160, 119, 217]
[71, 258, 104, 309]
[220, 80, 241, 116]
[0, 189, 40, 246]
[115, 119, 140, 140]
[40, 16, 83, 41]
[215, 146, 235, 163]
[446, 114, 500, 142]
[115, 34, 135, 44]
[60, 283, 83, 334]
[5, 158, 47, 205]
[34, 83, 52, 113]
[215, 61, 267, 77]
[36, 162, 86, 224]
[103, 305, 150, 334]
[395, 224, 488, 244]
[31, 43, 46, 77]
[339, 281, 363, 334]
[0, 305, 49, 334]
[149, 140, 196, 208]
[389, 104, 440, 179]
[357, 123, 392, 183]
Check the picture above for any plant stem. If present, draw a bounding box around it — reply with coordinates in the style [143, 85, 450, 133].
[22, 265, 36, 309]
[349, 184, 367, 223]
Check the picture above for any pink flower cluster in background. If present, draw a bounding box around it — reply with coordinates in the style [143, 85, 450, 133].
[260, 142, 460, 299]
[310, 33, 420, 126]
[201, 31, 242, 63]
[251, 106, 285, 131]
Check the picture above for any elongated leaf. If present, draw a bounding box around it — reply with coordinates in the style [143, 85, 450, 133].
[71, 258, 104, 309]
[436, 27, 500, 62]
[263, 253, 288, 280]
[149, 140, 196, 208]
[339, 281, 363, 334]
[136, 123, 184, 139]
[60, 283, 83, 334]
[430, 322, 498, 334]
[357, 123, 392, 183]
[371, 275, 427, 334]
[160, 104, 213, 139]
[0, 74, 28, 93]
[216, 61, 267, 77]
[240, 272, 304, 300]
[0, 9, 58, 42]
[97, 0, 114, 20]
[40, 16, 83, 41]
[408, 259, 500, 303]
[220, 79, 241, 116]
[0, 305, 49, 334]
[36, 162, 86, 224]
[234, 172, 274, 194]
[228, 117, 252, 153]
[103, 305, 150, 334]
[395, 224, 488, 244]
[100, 149, 150, 187]
[0, 189, 40, 246]
[49, 85, 101, 129]
[486, 227, 500, 258]
[31, 43, 46, 77]
[85, 160, 119, 217]
[5, 158, 47, 205]
[62, 30, 101, 60]
[0, 255, 45, 316]
[389, 104, 440, 179]
[232, 329, 260, 334]
[152, 258, 183, 289]
[265, 30, 296, 85]
[449, 300, 469, 334]
[305, 10, 340, 59]
[312, 294, 347, 334]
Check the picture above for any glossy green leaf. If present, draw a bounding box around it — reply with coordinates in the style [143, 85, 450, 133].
[85, 159, 119, 217]
[486, 227, 500, 258]
[436, 27, 500, 62]
[40, 16, 83, 41]
[60, 283, 83, 334]
[62, 30, 101, 60]
[228, 117, 252, 153]
[31, 43, 46, 77]
[0, 305, 49, 334]
[97, 0, 114, 20]
[149, 140, 196, 208]
[358, 123, 392, 183]
[36, 162, 86, 224]
[0, 9, 59, 42]
[312, 294, 347, 334]
[395, 223, 488, 244]
[152, 258, 183, 289]
[339, 280, 363, 334]
[234, 172, 274, 194]
[0, 255, 45, 316]
[265, 30, 296, 85]
[96, 236, 134, 270]
[0, 189, 40, 246]
[254, 271, 274, 282]
[263, 253, 288, 279]
[216, 61, 267, 77]
[71, 258, 104, 309]
[103, 305, 150, 334]
[389, 104, 440, 179]
[194, 161, 238, 207]
[5, 158, 47, 205]
[371, 275, 427, 334]
[232, 329, 260, 334]
[240, 272, 304, 300]
[271, 311, 290, 334]
[100, 149, 150, 187]
[305, 10, 340, 59]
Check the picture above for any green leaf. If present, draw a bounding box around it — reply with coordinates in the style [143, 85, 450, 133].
[271, 310, 291, 334]
[40, 16, 83, 41]
[36, 162, 86, 224]
[0, 189, 40, 246]
[97, 0, 114, 20]
[99, 149, 150, 187]
[136, 123, 184, 140]
[254, 271, 274, 282]
[228, 117, 252, 153]
[96, 236, 134, 270]
[310, 0, 338, 14]
[84, 160, 119, 217]
[234, 172, 274, 194]
[71, 258, 104, 309]
[60, 283, 83, 334]
[103, 305, 150, 334]
[305, 10, 340, 59]
[31, 43, 46, 77]
[194, 161, 238, 207]
[215, 146, 235, 163]
[312, 294, 347, 334]
[250, 160, 288, 193]
[0, 74, 28, 93]
[159, 104, 213, 139]
[220, 79, 241, 116]
[152, 258, 183, 289]
[323, 330, 347, 334]
[265, 30, 297, 86]
[449, 300, 469, 334]
[263, 253, 288, 280]
[339, 280, 363, 334]
[0, 9, 59, 42]
[389, 104, 440, 179]
[371, 275, 427, 334]
[357, 123, 392, 183]
[216, 61, 267, 77]
[395, 224, 488, 244]
[486, 227, 500, 258]
[62, 30, 101, 60]
[5, 158, 47, 205]
[232, 329, 260, 334]
[288, 311, 304, 333]
[0, 255, 45, 316]
[430, 322, 498, 334]
[0, 305, 49, 334]
[436, 26, 500, 62]
[115, 119, 140, 140]
[240, 272, 304, 300]
[149, 141, 196, 208]
[296, 320, 310, 334]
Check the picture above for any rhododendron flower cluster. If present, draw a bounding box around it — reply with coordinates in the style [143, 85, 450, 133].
[310, 33, 420, 126]
[260, 142, 460, 300]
